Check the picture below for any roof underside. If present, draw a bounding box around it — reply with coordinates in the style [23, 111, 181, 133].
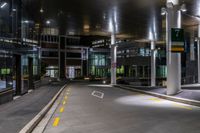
[23, 0, 200, 40]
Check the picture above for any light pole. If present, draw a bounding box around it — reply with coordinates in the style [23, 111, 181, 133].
[161, 0, 186, 95]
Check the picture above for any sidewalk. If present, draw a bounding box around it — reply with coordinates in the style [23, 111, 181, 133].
[115, 84, 200, 107]
[0, 81, 66, 133]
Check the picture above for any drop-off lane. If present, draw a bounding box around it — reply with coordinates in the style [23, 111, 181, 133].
[43, 81, 200, 133]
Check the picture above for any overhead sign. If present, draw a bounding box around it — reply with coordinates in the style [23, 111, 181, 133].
[171, 28, 185, 53]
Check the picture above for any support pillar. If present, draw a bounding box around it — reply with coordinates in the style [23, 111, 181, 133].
[190, 37, 195, 61]
[111, 33, 117, 85]
[28, 58, 34, 90]
[151, 41, 156, 86]
[198, 24, 200, 83]
[166, 0, 182, 95]
[59, 37, 66, 79]
[15, 54, 22, 95]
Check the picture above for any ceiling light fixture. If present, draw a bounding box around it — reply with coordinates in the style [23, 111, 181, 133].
[161, 7, 167, 16]
[180, 4, 187, 12]
[0, 2, 7, 8]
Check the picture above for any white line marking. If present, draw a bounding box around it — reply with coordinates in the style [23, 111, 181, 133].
[13, 96, 21, 100]
[91, 91, 104, 99]
[28, 90, 33, 93]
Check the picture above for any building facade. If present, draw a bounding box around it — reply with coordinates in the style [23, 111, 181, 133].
[0, 0, 40, 104]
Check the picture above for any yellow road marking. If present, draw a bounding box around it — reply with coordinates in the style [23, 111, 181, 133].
[148, 98, 161, 102]
[53, 117, 60, 127]
[64, 96, 68, 100]
[60, 107, 65, 113]
[148, 96, 192, 110]
[173, 103, 193, 110]
[63, 100, 66, 105]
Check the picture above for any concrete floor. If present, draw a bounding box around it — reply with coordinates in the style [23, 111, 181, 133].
[0, 82, 65, 133]
[43, 81, 200, 133]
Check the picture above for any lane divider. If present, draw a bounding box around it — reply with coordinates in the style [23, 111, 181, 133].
[52, 89, 71, 127]
[53, 117, 60, 127]
[63, 100, 66, 105]
[59, 107, 65, 113]
[64, 96, 68, 100]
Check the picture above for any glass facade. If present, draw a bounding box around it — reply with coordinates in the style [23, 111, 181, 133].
[0, 51, 13, 92]
[89, 52, 110, 78]
[21, 55, 29, 93]
[0, 0, 40, 102]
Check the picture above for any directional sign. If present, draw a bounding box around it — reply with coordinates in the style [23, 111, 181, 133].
[171, 28, 185, 53]
[171, 28, 184, 42]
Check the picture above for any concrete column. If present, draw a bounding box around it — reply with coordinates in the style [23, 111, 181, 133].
[166, 0, 182, 95]
[86, 48, 89, 77]
[151, 41, 156, 86]
[81, 48, 84, 77]
[198, 25, 200, 83]
[58, 36, 61, 79]
[190, 37, 195, 61]
[15, 54, 22, 95]
[111, 33, 117, 85]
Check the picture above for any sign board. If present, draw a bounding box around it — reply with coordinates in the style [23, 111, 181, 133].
[171, 28, 185, 53]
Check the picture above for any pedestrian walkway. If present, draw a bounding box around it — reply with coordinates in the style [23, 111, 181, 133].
[120, 84, 200, 101]
[0, 81, 66, 133]
[114, 83, 200, 109]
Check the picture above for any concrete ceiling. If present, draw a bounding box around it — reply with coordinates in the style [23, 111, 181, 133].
[23, 0, 200, 40]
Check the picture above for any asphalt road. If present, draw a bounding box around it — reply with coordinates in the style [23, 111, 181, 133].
[0, 82, 65, 133]
[43, 81, 200, 133]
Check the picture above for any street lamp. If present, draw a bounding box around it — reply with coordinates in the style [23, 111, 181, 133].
[180, 4, 187, 12]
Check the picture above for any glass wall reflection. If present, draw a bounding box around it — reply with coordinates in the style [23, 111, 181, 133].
[0, 51, 13, 92]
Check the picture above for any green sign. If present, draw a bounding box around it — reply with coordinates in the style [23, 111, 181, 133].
[171, 28, 184, 42]
[1, 69, 11, 75]
[171, 28, 185, 52]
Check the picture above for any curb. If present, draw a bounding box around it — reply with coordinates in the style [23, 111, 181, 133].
[19, 84, 67, 133]
[114, 85, 200, 107]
